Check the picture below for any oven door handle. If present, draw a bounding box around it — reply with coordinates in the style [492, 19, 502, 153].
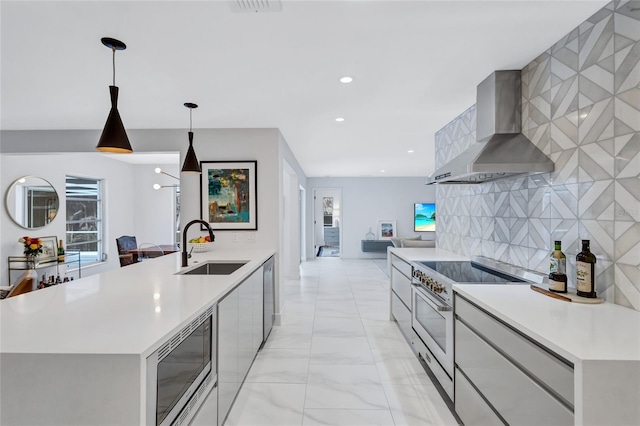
[412, 284, 452, 312]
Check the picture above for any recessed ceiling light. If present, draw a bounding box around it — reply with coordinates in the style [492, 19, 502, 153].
[408, 150, 414, 153]
[336, 117, 345, 122]
[339, 76, 353, 83]
[380, 169, 386, 173]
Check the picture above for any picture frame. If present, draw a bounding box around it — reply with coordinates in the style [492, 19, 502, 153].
[200, 161, 258, 230]
[39, 236, 58, 260]
[414, 203, 436, 232]
[377, 220, 396, 240]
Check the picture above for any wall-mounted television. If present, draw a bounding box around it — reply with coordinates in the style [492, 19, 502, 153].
[414, 203, 436, 232]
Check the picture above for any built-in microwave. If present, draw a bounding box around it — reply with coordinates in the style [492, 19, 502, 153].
[146, 305, 217, 426]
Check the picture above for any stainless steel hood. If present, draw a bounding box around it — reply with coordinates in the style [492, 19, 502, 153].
[426, 70, 554, 184]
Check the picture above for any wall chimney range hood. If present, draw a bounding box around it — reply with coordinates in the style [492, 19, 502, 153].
[426, 70, 554, 184]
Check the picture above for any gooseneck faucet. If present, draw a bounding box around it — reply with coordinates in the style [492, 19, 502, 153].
[182, 219, 216, 267]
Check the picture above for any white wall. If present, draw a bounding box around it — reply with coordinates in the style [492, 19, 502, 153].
[133, 162, 180, 246]
[1, 153, 136, 281]
[307, 177, 436, 258]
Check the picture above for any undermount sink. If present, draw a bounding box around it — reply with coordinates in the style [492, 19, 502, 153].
[179, 261, 248, 276]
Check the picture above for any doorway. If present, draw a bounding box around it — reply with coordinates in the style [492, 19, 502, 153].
[313, 188, 342, 257]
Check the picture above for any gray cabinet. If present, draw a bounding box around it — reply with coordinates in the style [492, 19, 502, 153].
[217, 287, 239, 426]
[390, 255, 413, 341]
[361, 240, 393, 252]
[217, 266, 264, 426]
[454, 294, 574, 426]
[324, 227, 339, 246]
[263, 257, 275, 342]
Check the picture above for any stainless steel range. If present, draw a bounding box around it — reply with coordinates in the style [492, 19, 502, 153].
[409, 256, 545, 401]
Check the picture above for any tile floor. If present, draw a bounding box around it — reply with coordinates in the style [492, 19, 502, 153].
[224, 258, 459, 426]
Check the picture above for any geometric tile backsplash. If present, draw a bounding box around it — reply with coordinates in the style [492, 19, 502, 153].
[435, 1, 640, 311]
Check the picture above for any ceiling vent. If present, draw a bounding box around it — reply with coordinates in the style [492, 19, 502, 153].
[228, 0, 282, 13]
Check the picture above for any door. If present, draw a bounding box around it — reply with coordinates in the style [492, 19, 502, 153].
[313, 188, 342, 256]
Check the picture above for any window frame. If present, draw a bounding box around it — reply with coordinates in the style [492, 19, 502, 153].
[65, 175, 104, 266]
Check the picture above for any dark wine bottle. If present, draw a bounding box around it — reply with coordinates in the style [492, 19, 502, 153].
[576, 240, 597, 298]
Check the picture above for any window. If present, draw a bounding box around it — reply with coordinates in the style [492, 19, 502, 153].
[66, 176, 103, 265]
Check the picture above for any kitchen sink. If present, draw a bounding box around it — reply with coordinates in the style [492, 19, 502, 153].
[179, 261, 248, 275]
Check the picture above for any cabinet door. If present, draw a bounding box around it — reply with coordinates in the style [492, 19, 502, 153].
[238, 274, 254, 384]
[217, 288, 239, 426]
[252, 266, 264, 354]
[456, 320, 573, 426]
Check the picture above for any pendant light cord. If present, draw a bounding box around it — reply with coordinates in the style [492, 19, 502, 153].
[112, 47, 116, 86]
[189, 109, 193, 132]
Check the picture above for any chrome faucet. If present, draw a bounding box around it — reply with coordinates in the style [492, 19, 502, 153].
[182, 219, 216, 267]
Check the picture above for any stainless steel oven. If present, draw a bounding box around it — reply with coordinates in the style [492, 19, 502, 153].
[411, 284, 453, 378]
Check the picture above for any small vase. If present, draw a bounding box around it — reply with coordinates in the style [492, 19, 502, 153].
[365, 227, 375, 241]
[25, 254, 38, 269]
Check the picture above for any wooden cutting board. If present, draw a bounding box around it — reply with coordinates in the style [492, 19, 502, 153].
[530, 285, 603, 304]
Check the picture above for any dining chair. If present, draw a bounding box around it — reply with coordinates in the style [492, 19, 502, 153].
[116, 235, 138, 267]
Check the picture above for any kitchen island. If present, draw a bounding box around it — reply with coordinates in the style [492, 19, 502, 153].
[0, 248, 275, 425]
[388, 247, 640, 426]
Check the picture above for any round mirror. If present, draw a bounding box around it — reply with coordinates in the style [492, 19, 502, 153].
[5, 176, 59, 229]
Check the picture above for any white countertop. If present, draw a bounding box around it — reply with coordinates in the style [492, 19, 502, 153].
[454, 284, 640, 363]
[0, 249, 274, 356]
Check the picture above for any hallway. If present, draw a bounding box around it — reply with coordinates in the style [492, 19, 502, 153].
[225, 258, 458, 426]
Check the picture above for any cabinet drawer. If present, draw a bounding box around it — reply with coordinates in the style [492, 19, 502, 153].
[391, 292, 411, 339]
[391, 266, 411, 309]
[456, 320, 574, 426]
[455, 368, 504, 426]
[455, 296, 574, 406]
[391, 255, 412, 278]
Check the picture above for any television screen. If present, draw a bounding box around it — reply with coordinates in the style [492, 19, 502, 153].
[414, 203, 436, 232]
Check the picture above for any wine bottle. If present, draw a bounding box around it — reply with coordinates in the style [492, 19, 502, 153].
[549, 240, 567, 293]
[576, 240, 597, 298]
[58, 239, 65, 263]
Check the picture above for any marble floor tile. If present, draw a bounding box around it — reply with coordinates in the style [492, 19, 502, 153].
[383, 383, 459, 426]
[281, 300, 316, 316]
[225, 383, 306, 426]
[358, 308, 392, 321]
[304, 383, 389, 410]
[278, 315, 315, 327]
[263, 325, 313, 349]
[245, 349, 310, 383]
[365, 323, 408, 350]
[310, 336, 375, 364]
[314, 300, 360, 317]
[307, 364, 381, 385]
[312, 317, 365, 338]
[302, 409, 395, 426]
[375, 356, 432, 385]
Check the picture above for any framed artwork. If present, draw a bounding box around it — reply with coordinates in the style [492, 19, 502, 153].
[378, 220, 396, 240]
[414, 203, 436, 232]
[200, 161, 257, 230]
[40, 236, 58, 260]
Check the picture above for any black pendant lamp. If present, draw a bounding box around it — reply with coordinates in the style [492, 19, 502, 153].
[96, 37, 132, 153]
[181, 103, 202, 173]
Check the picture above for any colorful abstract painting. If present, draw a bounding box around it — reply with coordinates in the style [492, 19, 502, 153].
[200, 161, 257, 230]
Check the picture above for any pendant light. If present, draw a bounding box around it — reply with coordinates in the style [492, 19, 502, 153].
[96, 37, 132, 153]
[181, 103, 202, 173]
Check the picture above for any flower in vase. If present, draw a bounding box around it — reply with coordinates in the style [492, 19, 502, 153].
[19, 236, 43, 257]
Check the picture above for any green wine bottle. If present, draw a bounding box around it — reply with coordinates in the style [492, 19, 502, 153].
[549, 240, 567, 293]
